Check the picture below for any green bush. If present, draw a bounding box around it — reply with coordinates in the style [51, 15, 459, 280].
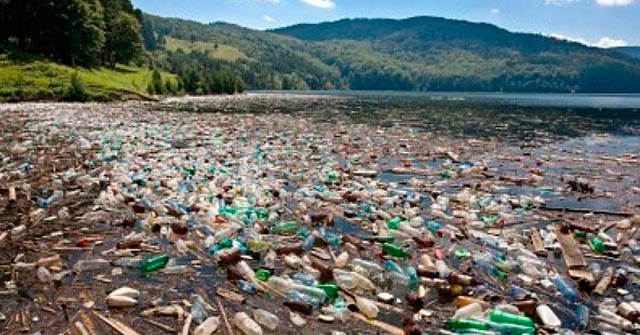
[64, 72, 89, 101]
[148, 69, 166, 95]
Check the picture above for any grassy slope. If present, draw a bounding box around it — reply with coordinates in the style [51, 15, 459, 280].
[0, 54, 177, 102]
[164, 36, 247, 61]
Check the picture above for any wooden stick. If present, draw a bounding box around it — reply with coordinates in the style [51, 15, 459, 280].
[180, 313, 192, 335]
[214, 296, 234, 335]
[74, 321, 92, 335]
[94, 312, 143, 335]
[352, 313, 404, 335]
[143, 319, 174, 333]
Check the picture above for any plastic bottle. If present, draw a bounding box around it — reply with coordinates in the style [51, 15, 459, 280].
[488, 321, 535, 335]
[489, 310, 535, 328]
[351, 259, 384, 274]
[252, 309, 279, 330]
[139, 254, 170, 273]
[536, 304, 561, 327]
[452, 302, 483, 320]
[589, 236, 606, 254]
[550, 274, 578, 302]
[387, 217, 402, 230]
[285, 291, 320, 310]
[474, 257, 507, 281]
[291, 272, 317, 286]
[191, 295, 208, 325]
[435, 260, 450, 278]
[382, 243, 410, 258]
[267, 276, 292, 293]
[36, 267, 53, 283]
[355, 296, 379, 319]
[335, 252, 349, 268]
[272, 221, 299, 235]
[255, 269, 271, 282]
[350, 271, 376, 291]
[73, 259, 110, 272]
[237, 280, 258, 295]
[234, 312, 263, 335]
[576, 303, 590, 329]
[291, 283, 327, 303]
[447, 319, 489, 331]
[194, 317, 221, 335]
[333, 270, 357, 290]
[406, 266, 419, 291]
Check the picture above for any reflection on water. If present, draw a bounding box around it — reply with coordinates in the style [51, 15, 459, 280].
[301, 95, 640, 143]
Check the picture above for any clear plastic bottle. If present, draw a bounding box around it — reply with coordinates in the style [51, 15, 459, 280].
[194, 316, 220, 335]
[355, 296, 379, 319]
[252, 309, 279, 330]
[234, 312, 263, 335]
[452, 302, 483, 320]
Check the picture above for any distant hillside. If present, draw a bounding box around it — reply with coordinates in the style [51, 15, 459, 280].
[613, 47, 640, 60]
[148, 15, 640, 93]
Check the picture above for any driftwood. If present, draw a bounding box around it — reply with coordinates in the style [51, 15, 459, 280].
[352, 312, 404, 335]
[180, 313, 192, 335]
[555, 228, 587, 268]
[594, 267, 614, 295]
[94, 312, 143, 335]
[541, 205, 634, 217]
[530, 229, 546, 255]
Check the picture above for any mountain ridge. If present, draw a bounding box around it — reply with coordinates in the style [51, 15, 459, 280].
[147, 14, 640, 93]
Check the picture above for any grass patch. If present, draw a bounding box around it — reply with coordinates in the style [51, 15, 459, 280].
[165, 36, 247, 62]
[0, 54, 177, 102]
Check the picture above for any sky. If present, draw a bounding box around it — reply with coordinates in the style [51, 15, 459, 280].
[132, 0, 640, 47]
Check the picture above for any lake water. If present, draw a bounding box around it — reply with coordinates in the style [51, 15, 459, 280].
[242, 91, 640, 144]
[259, 90, 640, 109]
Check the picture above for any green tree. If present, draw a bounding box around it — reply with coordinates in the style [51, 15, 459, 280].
[64, 0, 106, 66]
[109, 12, 143, 65]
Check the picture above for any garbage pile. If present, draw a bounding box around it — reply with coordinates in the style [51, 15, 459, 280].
[1, 98, 639, 335]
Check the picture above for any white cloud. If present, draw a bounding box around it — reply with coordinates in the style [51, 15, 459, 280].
[544, 0, 581, 6]
[596, 0, 635, 6]
[546, 33, 628, 48]
[594, 37, 628, 48]
[263, 15, 275, 22]
[255, 0, 280, 3]
[300, 0, 335, 9]
[490, 8, 500, 14]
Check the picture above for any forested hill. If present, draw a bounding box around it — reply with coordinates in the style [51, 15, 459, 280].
[270, 17, 640, 93]
[150, 14, 640, 93]
[613, 47, 640, 60]
[3, 3, 640, 99]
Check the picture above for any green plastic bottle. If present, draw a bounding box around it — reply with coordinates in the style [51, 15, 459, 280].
[255, 269, 271, 282]
[589, 236, 606, 254]
[387, 217, 402, 230]
[489, 321, 535, 335]
[272, 221, 299, 235]
[139, 254, 170, 273]
[382, 243, 411, 258]
[316, 284, 339, 301]
[489, 310, 535, 328]
[447, 319, 490, 331]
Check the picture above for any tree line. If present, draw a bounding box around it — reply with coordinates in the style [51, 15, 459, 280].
[0, 0, 144, 67]
[0, 0, 244, 96]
